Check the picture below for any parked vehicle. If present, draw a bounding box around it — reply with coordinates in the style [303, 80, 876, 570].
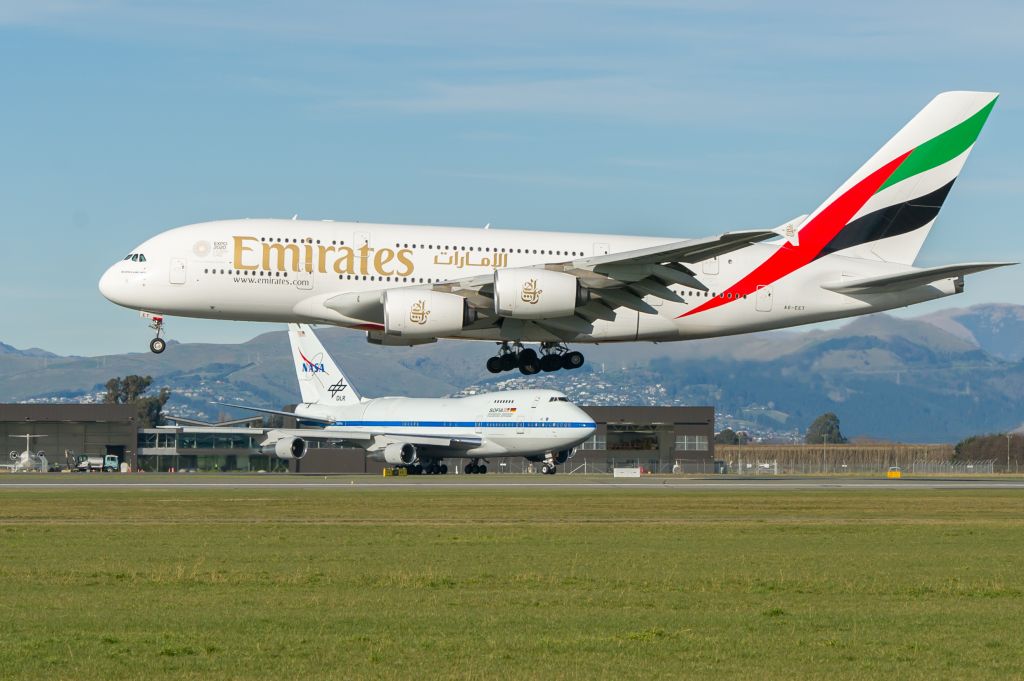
[76, 454, 120, 472]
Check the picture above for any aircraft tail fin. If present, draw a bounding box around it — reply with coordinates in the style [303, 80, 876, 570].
[799, 91, 998, 265]
[287, 324, 361, 406]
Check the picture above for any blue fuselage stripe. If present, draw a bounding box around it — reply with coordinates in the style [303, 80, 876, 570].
[330, 421, 595, 429]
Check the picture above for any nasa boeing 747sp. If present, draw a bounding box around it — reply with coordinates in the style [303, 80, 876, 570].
[221, 324, 595, 474]
[100, 91, 1014, 374]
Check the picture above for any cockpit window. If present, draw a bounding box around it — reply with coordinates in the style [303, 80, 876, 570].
[138, 254, 146, 262]
[123, 254, 133, 260]
[131, 254, 139, 262]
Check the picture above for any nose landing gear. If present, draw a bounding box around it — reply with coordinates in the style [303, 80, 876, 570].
[485, 342, 585, 375]
[147, 315, 166, 354]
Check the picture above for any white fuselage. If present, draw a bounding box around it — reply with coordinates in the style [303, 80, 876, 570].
[99, 218, 960, 343]
[295, 389, 595, 458]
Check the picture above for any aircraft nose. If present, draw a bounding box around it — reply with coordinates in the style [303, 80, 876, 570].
[573, 406, 597, 436]
[98, 263, 125, 304]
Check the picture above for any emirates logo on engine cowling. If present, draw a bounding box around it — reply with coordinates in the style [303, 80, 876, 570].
[409, 300, 431, 324]
[521, 278, 542, 304]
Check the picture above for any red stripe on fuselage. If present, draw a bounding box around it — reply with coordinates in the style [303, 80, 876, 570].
[679, 150, 912, 319]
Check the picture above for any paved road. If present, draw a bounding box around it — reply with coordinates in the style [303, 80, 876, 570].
[3, 475, 1024, 490]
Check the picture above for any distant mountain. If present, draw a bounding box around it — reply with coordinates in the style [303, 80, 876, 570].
[919, 304, 1024, 361]
[1, 304, 1022, 443]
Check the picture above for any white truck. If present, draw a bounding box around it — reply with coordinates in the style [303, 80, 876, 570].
[76, 454, 120, 472]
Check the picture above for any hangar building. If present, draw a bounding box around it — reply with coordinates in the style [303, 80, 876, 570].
[0, 403, 138, 469]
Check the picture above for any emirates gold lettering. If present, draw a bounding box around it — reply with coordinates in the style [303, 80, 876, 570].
[233, 236, 259, 270]
[232, 236, 416, 277]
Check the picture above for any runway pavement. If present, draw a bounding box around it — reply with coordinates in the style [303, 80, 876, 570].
[3, 474, 1024, 490]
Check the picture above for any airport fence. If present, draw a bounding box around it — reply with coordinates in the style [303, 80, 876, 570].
[553, 444, 998, 476]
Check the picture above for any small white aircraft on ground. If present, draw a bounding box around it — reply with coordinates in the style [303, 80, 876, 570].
[100, 91, 1014, 374]
[219, 324, 596, 474]
[4, 435, 49, 472]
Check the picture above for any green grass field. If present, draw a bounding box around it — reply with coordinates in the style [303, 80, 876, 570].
[2, 486, 1023, 679]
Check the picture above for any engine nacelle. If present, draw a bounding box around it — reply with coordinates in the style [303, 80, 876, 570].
[383, 442, 418, 465]
[553, 449, 573, 465]
[383, 289, 475, 338]
[493, 269, 587, 319]
[262, 436, 307, 460]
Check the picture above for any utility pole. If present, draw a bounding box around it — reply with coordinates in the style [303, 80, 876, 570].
[1008, 433, 1012, 474]
[823, 433, 828, 474]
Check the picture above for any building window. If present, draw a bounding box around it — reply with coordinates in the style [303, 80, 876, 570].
[606, 424, 659, 451]
[675, 434, 708, 451]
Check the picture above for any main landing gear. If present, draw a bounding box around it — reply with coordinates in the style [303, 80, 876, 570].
[486, 342, 584, 375]
[147, 315, 166, 354]
[391, 461, 450, 475]
[464, 459, 488, 474]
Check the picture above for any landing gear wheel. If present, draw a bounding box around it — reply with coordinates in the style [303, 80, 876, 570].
[518, 348, 540, 375]
[540, 354, 562, 372]
[541, 464, 552, 475]
[500, 354, 517, 371]
[440, 464, 448, 475]
[477, 464, 487, 475]
[466, 463, 477, 474]
[561, 351, 584, 370]
[486, 357, 503, 374]
[412, 464, 423, 475]
[149, 338, 166, 354]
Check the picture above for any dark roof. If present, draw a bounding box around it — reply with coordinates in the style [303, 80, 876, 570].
[581, 405, 713, 425]
[0, 403, 138, 424]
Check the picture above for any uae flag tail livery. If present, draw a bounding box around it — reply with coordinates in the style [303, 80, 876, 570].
[683, 91, 998, 319]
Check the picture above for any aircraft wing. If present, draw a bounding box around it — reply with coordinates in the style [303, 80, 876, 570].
[380, 433, 481, 449]
[821, 262, 1016, 294]
[261, 428, 373, 447]
[262, 429, 481, 453]
[324, 227, 779, 336]
[213, 401, 334, 425]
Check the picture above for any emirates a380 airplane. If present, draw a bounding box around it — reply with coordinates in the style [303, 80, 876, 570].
[100, 91, 1013, 374]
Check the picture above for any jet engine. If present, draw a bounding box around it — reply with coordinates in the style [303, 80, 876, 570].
[493, 269, 588, 319]
[262, 436, 307, 460]
[383, 289, 476, 338]
[383, 442, 418, 465]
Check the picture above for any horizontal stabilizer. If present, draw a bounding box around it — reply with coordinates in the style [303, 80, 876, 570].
[213, 401, 335, 425]
[821, 262, 1015, 294]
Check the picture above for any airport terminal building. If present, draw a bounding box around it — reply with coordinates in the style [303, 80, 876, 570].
[2, 404, 714, 474]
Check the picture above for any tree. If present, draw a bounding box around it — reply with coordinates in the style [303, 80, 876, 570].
[715, 428, 740, 445]
[805, 412, 847, 445]
[103, 375, 170, 428]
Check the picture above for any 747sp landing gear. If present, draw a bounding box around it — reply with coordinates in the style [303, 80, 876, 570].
[464, 458, 488, 474]
[146, 314, 166, 354]
[486, 342, 585, 375]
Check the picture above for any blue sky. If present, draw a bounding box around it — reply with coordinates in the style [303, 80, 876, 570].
[2, 1, 1022, 356]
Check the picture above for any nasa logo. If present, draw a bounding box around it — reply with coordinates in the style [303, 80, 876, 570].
[409, 300, 430, 325]
[299, 350, 327, 374]
[521, 278, 542, 304]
